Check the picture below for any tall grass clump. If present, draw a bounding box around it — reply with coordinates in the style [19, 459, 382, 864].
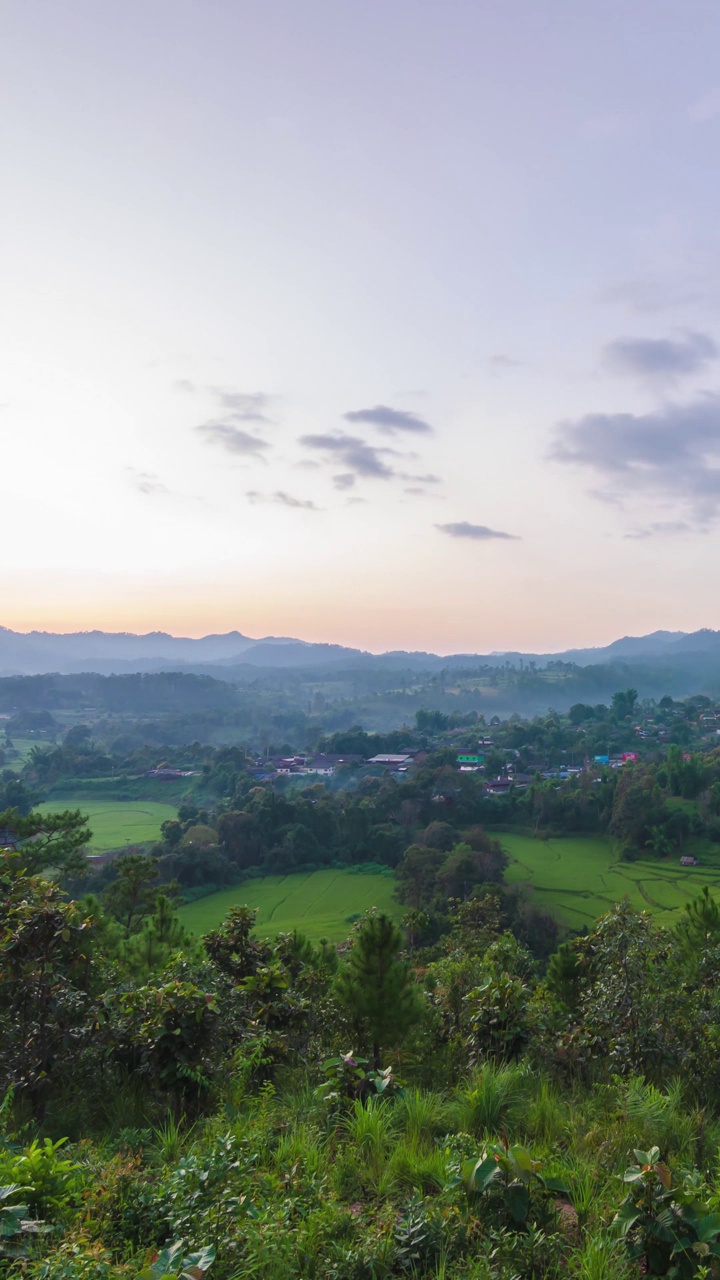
[395, 1088, 451, 1148]
[382, 1140, 449, 1195]
[521, 1076, 568, 1147]
[451, 1061, 530, 1138]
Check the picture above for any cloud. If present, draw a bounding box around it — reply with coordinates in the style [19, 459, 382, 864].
[597, 279, 704, 313]
[624, 521, 694, 540]
[212, 389, 275, 425]
[489, 354, 523, 370]
[333, 473, 356, 490]
[247, 490, 321, 510]
[343, 405, 433, 435]
[549, 394, 720, 524]
[196, 422, 270, 457]
[300, 432, 402, 479]
[603, 331, 718, 381]
[689, 87, 720, 122]
[193, 388, 277, 460]
[436, 521, 519, 541]
[173, 379, 196, 393]
[127, 468, 170, 496]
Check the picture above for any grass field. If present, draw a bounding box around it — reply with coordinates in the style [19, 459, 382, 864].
[178, 869, 402, 943]
[4, 737, 44, 765]
[502, 832, 720, 928]
[37, 800, 178, 852]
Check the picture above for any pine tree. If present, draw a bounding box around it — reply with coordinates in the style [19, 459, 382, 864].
[334, 911, 423, 1067]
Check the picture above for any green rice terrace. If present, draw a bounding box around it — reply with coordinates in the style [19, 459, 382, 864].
[176, 833, 720, 943]
[179, 867, 402, 943]
[36, 799, 178, 852]
[502, 831, 720, 929]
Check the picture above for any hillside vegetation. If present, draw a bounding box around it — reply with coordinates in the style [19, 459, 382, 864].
[5, 850, 720, 1278]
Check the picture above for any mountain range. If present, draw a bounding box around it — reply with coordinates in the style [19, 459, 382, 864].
[2, 625, 720, 677]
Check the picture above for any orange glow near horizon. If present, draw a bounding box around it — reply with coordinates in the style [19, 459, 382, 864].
[2, 579, 716, 657]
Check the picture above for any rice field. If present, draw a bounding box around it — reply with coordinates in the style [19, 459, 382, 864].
[178, 868, 402, 943]
[36, 799, 178, 852]
[502, 832, 720, 928]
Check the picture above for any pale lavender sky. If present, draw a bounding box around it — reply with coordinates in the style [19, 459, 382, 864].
[2, 0, 720, 651]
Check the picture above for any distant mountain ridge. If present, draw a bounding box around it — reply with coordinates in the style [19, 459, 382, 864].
[1, 624, 720, 677]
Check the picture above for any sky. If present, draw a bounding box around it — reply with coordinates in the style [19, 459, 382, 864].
[2, 0, 720, 654]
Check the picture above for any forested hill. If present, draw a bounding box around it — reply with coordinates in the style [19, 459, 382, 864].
[2, 653, 720, 732]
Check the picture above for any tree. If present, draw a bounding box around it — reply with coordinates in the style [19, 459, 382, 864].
[122, 894, 194, 977]
[0, 854, 95, 1116]
[678, 886, 720, 952]
[0, 807, 91, 876]
[395, 845, 445, 909]
[436, 843, 490, 901]
[611, 688, 639, 722]
[415, 708, 449, 733]
[417, 821, 456, 851]
[216, 810, 262, 868]
[334, 912, 424, 1067]
[102, 852, 165, 938]
[160, 818, 183, 848]
[204, 905, 271, 981]
[610, 769, 665, 851]
[575, 902, 675, 1076]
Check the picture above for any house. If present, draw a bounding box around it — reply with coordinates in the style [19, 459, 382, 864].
[367, 754, 414, 772]
[144, 768, 199, 779]
[485, 773, 531, 795]
[263, 753, 364, 778]
[680, 855, 699, 867]
[300, 754, 363, 776]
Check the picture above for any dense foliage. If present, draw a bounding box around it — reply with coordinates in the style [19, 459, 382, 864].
[6, 831, 720, 1278]
[6, 686, 720, 1274]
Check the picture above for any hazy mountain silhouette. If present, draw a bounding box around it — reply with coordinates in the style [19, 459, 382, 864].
[1, 624, 720, 677]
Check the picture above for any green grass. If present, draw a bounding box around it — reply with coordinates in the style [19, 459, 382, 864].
[178, 868, 402, 943]
[36, 800, 178, 852]
[3, 737, 45, 764]
[502, 832, 720, 927]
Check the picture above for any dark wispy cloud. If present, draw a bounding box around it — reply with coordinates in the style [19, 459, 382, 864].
[603, 331, 718, 381]
[212, 390, 275, 425]
[127, 468, 170, 496]
[489, 354, 523, 370]
[624, 521, 694, 540]
[247, 490, 321, 510]
[598, 279, 704, 313]
[343, 405, 433, 435]
[300, 432, 402, 479]
[550, 395, 720, 526]
[436, 521, 519, 541]
[196, 422, 270, 457]
[193, 388, 276, 461]
[333, 473, 356, 490]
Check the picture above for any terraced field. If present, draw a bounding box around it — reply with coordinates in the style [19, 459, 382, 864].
[179, 869, 401, 943]
[502, 832, 720, 928]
